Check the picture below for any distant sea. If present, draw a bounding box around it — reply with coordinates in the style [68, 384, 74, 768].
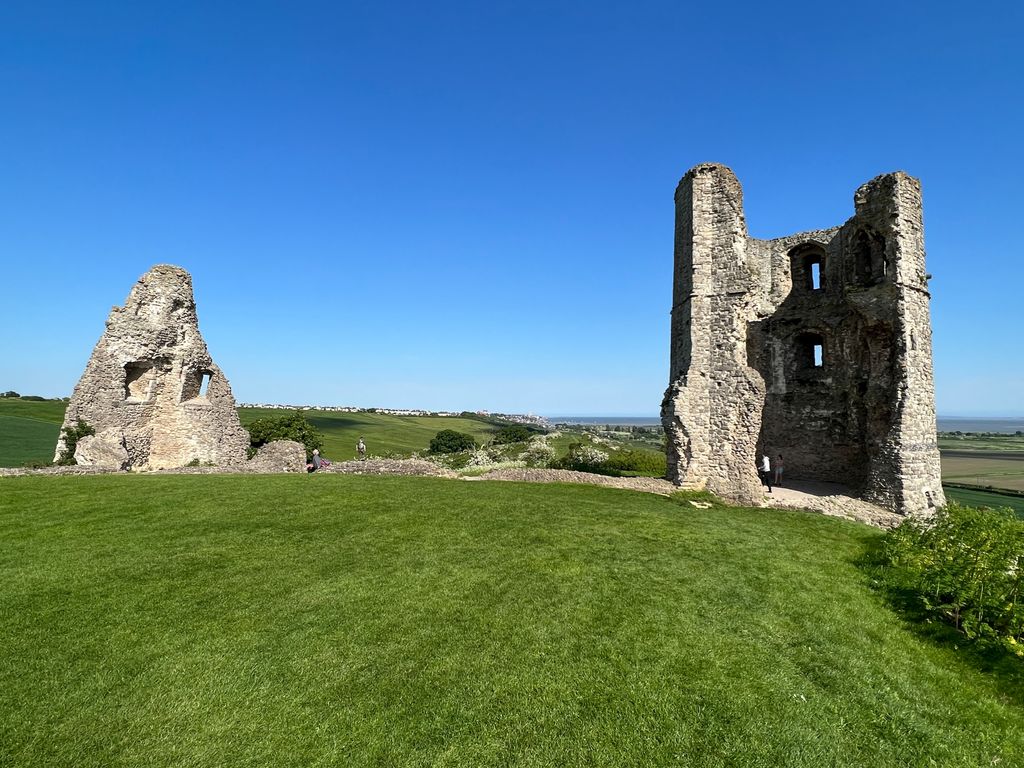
[549, 416, 1024, 433]
[937, 417, 1024, 434]
[548, 416, 662, 427]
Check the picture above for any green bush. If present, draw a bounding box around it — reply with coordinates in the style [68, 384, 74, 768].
[551, 442, 609, 472]
[879, 503, 1024, 650]
[429, 430, 477, 454]
[491, 425, 534, 445]
[56, 419, 96, 466]
[603, 449, 667, 476]
[247, 411, 324, 460]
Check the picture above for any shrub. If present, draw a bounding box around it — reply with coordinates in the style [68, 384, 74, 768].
[1, 391, 19, 398]
[879, 503, 1024, 650]
[56, 419, 96, 466]
[603, 449, 667, 476]
[247, 411, 324, 460]
[492, 425, 534, 445]
[429, 430, 477, 454]
[521, 440, 555, 468]
[20, 395, 45, 401]
[551, 442, 609, 472]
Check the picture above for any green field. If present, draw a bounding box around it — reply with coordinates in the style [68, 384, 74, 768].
[0, 399, 664, 470]
[0, 399, 65, 466]
[238, 407, 502, 461]
[2, 474, 1023, 767]
[943, 485, 1024, 516]
[938, 433, 1024, 452]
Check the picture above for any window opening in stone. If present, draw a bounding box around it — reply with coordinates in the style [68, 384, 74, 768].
[124, 362, 155, 401]
[796, 332, 826, 371]
[810, 261, 821, 290]
[198, 372, 212, 397]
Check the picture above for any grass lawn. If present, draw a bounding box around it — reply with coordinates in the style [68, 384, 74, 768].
[2, 475, 1023, 767]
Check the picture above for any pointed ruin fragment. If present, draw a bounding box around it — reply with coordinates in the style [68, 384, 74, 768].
[55, 265, 251, 470]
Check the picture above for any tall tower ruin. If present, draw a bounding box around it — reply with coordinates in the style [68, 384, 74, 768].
[661, 163, 944, 517]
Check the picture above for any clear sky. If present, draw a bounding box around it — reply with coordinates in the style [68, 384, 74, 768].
[1, 1, 1021, 415]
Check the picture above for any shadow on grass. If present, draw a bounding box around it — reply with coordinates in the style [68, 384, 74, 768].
[857, 537, 1024, 707]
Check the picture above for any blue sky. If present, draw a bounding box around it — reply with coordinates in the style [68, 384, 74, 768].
[1, 1, 1021, 415]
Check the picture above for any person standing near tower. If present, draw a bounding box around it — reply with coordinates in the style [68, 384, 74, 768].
[759, 453, 773, 493]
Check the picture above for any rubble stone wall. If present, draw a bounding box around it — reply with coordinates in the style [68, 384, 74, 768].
[55, 265, 251, 470]
[662, 164, 945, 517]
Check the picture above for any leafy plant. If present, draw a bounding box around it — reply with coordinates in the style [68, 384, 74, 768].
[603, 449, 667, 476]
[878, 503, 1024, 650]
[56, 419, 96, 466]
[247, 411, 325, 460]
[491, 425, 536, 445]
[428, 429, 477, 454]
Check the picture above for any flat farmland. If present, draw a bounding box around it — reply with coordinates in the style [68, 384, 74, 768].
[940, 450, 1024, 492]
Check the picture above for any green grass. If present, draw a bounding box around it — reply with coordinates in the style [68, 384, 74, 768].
[943, 484, 1024, 516]
[0, 398, 66, 466]
[0, 400, 504, 467]
[238, 408, 501, 461]
[938, 433, 1024, 451]
[2, 475, 1023, 766]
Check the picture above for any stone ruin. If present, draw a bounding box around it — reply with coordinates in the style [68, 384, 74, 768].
[661, 163, 945, 517]
[55, 264, 253, 470]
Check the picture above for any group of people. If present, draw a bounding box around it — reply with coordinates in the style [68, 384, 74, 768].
[758, 453, 784, 493]
[306, 437, 368, 473]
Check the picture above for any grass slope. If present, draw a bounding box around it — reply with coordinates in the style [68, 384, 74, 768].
[0, 400, 502, 467]
[0, 399, 66, 466]
[2, 475, 1022, 767]
[238, 408, 500, 460]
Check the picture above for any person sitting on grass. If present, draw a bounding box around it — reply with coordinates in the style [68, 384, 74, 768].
[307, 448, 331, 473]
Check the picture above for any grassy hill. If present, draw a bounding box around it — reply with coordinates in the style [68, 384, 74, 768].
[2, 474, 1023, 767]
[0, 398, 65, 466]
[0, 399, 504, 467]
[238, 407, 501, 461]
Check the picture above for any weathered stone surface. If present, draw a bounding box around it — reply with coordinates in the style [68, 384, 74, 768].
[73, 431, 129, 470]
[55, 265, 251, 470]
[662, 164, 945, 517]
[247, 440, 307, 473]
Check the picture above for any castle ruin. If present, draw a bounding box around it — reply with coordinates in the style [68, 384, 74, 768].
[661, 163, 945, 517]
[55, 265, 251, 470]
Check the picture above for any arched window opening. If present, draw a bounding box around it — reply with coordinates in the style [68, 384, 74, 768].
[852, 228, 887, 285]
[789, 244, 827, 292]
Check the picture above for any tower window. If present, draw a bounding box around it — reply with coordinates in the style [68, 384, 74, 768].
[796, 332, 826, 371]
[790, 244, 826, 292]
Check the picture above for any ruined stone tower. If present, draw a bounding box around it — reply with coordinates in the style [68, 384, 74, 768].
[55, 265, 251, 470]
[661, 163, 945, 517]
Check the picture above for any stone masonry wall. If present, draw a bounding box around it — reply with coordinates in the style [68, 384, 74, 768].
[55, 265, 251, 470]
[662, 164, 945, 517]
